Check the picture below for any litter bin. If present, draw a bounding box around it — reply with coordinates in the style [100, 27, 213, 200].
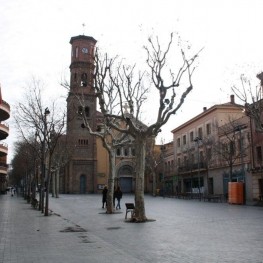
[228, 182, 244, 205]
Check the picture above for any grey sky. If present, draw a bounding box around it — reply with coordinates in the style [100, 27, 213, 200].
[0, 0, 262, 162]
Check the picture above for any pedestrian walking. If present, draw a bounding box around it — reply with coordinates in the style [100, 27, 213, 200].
[113, 186, 116, 207]
[115, 186, 123, 210]
[102, 185, 108, 208]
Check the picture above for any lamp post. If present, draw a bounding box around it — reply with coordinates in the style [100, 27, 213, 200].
[194, 137, 202, 200]
[40, 107, 50, 213]
[32, 130, 39, 202]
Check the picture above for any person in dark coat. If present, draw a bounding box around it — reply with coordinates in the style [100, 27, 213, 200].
[102, 185, 108, 208]
[115, 186, 123, 210]
[113, 186, 116, 207]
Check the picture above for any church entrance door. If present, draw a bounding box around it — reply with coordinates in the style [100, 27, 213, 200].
[80, 174, 86, 194]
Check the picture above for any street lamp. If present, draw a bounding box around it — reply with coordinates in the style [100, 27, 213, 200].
[194, 137, 202, 200]
[33, 130, 39, 201]
[40, 107, 50, 213]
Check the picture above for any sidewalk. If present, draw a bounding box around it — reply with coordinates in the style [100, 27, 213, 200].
[1, 193, 263, 263]
[0, 194, 143, 263]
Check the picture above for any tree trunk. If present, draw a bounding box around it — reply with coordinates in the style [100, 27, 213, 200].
[40, 148, 45, 213]
[229, 161, 233, 182]
[52, 171, 55, 197]
[44, 159, 51, 216]
[205, 168, 209, 195]
[134, 138, 147, 222]
[107, 150, 115, 214]
[152, 170, 157, 196]
[55, 169, 59, 198]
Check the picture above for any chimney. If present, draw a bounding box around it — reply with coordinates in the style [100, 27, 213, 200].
[203, 107, 207, 111]
[230, 94, 235, 104]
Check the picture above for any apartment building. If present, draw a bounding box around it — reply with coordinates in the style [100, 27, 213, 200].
[249, 115, 263, 201]
[0, 87, 10, 193]
[170, 95, 254, 201]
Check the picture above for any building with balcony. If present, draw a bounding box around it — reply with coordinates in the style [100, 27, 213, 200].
[170, 95, 255, 201]
[0, 86, 10, 193]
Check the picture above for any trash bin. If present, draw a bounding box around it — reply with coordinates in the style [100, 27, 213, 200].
[228, 182, 244, 205]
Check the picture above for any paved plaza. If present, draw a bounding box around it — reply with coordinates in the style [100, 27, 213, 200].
[1, 193, 263, 263]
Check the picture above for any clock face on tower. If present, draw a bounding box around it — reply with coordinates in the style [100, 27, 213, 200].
[82, 47, 88, 54]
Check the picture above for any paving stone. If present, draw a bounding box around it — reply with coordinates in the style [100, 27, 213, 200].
[1, 193, 263, 263]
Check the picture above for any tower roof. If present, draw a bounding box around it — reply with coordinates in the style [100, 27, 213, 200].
[70, 35, 97, 44]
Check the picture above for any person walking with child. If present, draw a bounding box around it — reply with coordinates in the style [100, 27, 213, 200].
[115, 186, 123, 210]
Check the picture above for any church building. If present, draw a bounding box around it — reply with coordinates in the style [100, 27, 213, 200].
[61, 35, 152, 194]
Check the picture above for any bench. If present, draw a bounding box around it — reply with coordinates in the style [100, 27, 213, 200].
[31, 198, 39, 209]
[125, 203, 135, 219]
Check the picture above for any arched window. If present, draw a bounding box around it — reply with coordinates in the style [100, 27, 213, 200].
[78, 106, 90, 117]
[81, 73, 87, 87]
[78, 106, 83, 116]
[75, 47, 79, 58]
[119, 165, 133, 176]
[116, 148, 121, 156]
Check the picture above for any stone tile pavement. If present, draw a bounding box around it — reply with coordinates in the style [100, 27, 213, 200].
[1, 193, 263, 263]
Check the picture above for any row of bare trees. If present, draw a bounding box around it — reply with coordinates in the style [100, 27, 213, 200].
[11, 78, 71, 216]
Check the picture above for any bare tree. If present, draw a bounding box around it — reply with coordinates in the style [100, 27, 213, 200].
[212, 118, 250, 182]
[232, 73, 263, 132]
[13, 78, 66, 216]
[81, 109, 133, 213]
[145, 138, 162, 196]
[94, 33, 201, 221]
[11, 139, 36, 200]
[50, 135, 73, 198]
[198, 136, 214, 195]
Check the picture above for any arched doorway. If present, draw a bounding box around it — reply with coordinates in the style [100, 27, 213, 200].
[118, 165, 134, 193]
[80, 174, 86, 194]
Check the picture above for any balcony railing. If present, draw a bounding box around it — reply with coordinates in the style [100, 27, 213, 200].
[0, 163, 8, 174]
[0, 122, 9, 140]
[0, 100, 11, 121]
[178, 162, 206, 173]
[0, 142, 8, 157]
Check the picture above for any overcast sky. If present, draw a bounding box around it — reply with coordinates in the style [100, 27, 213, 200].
[0, 0, 262, 163]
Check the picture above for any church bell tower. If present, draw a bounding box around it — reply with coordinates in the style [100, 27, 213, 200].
[66, 35, 97, 194]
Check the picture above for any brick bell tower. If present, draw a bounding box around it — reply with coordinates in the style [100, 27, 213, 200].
[66, 35, 97, 193]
